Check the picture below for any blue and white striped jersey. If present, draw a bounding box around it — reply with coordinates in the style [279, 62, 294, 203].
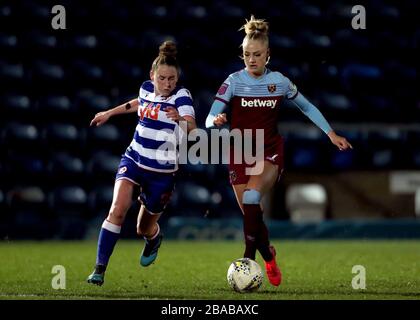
[124, 80, 195, 173]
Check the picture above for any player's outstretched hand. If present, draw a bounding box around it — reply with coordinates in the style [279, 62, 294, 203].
[90, 111, 110, 127]
[328, 131, 353, 151]
[214, 113, 227, 127]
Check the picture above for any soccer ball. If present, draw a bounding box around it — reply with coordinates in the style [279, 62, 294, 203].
[227, 258, 263, 293]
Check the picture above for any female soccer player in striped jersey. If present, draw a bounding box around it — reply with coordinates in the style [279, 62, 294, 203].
[87, 41, 196, 286]
[206, 16, 352, 287]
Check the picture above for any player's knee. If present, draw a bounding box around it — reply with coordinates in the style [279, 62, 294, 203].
[242, 189, 261, 205]
[108, 205, 127, 224]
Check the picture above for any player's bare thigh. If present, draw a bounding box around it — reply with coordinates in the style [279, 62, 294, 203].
[107, 179, 136, 225]
[232, 160, 279, 210]
[246, 160, 279, 195]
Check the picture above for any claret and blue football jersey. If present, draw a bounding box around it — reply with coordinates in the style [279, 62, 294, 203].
[215, 68, 298, 146]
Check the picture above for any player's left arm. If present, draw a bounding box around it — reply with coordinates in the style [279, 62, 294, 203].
[291, 93, 353, 151]
[165, 88, 197, 132]
[165, 108, 197, 132]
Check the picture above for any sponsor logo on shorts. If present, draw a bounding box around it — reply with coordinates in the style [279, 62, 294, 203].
[266, 154, 278, 162]
[118, 166, 127, 174]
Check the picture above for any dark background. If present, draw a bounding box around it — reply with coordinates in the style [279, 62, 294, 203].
[0, 0, 418, 239]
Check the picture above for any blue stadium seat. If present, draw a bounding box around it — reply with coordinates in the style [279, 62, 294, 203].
[7, 186, 46, 211]
[185, 5, 208, 19]
[371, 149, 394, 169]
[215, 183, 240, 209]
[103, 30, 139, 50]
[141, 30, 177, 51]
[48, 186, 88, 239]
[87, 123, 120, 149]
[2, 123, 39, 149]
[298, 30, 331, 48]
[320, 92, 352, 111]
[72, 35, 98, 49]
[299, 4, 322, 19]
[24, 30, 57, 48]
[173, 181, 211, 216]
[42, 123, 82, 151]
[287, 127, 325, 143]
[0, 5, 11, 18]
[97, 0, 132, 20]
[363, 95, 393, 113]
[0, 33, 17, 48]
[87, 185, 114, 218]
[342, 29, 372, 49]
[2, 94, 31, 118]
[270, 34, 296, 49]
[33, 60, 65, 80]
[330, 149, 357, 170]
[289, 146, 321, 170]
[6, 186, 53, 239]
[318, 92, 357, 121]
[86, 152, 120, 185]
[72, 59, 104, 80]
[112, 60, 143, 80]
[75, 89, 111, 113]
[19, 2, 50, 18]
[0, 61, 24, 79]
[341, 62, 382, 92]
[369, 129, 406, 149]
[378, 5, 400, 20]
[132, 2, 165, 18]
[6, 153, 45, 181]
[49, 186, 87, 211]
[210, 2, 244, 18]
[367, 129, 405, 168]
[47, 153, 85, 183]
[37, 95, 73, 116]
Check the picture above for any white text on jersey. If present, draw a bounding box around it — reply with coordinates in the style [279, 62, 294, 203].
[241, 98, 277, 109]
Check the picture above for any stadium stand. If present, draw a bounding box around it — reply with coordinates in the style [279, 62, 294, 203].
[0, 0, 418, 238]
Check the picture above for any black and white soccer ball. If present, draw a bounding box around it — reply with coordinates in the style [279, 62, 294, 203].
[227, 258, 263, 293]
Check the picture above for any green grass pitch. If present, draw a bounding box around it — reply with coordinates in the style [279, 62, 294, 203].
[0, 240, 419, 300]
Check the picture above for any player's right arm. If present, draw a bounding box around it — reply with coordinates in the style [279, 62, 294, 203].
[206, 76, 234, 128]
[90, 98, 139, 127]
[205, 99, 228, 128]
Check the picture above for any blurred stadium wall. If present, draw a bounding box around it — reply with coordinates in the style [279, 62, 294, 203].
[0, 0, 418, 239]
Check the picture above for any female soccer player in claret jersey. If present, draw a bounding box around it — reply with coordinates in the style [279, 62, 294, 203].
[87, 41, 196, 286]
[206, 16, 352, 287]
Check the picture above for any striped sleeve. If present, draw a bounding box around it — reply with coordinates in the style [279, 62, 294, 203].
[175, 88, 195, 118]
[139, 80, 154, 101]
